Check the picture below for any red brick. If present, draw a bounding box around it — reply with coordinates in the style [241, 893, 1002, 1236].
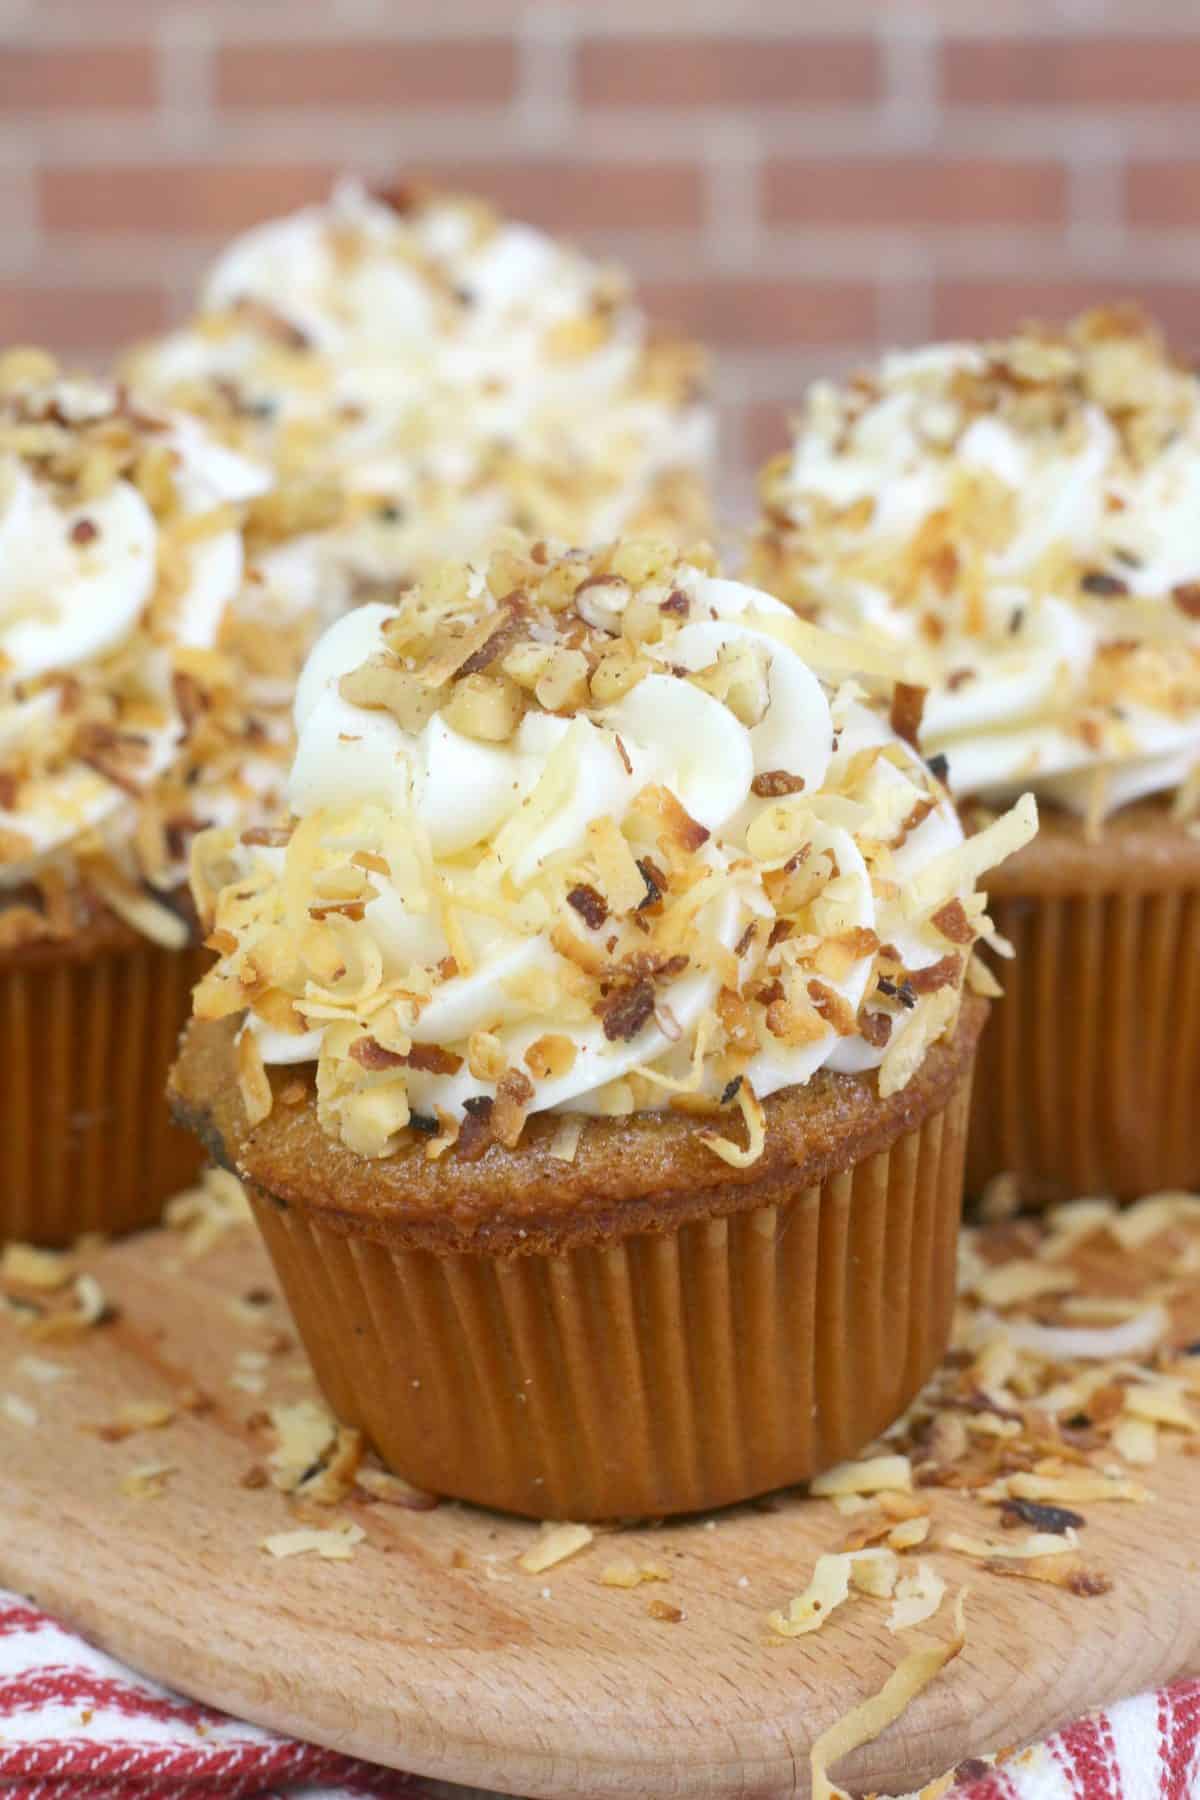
[934, 279, 1200, 344]
[1126, 161, 1200, 227]
[643, 278, 877, 349]
[39, 165, 339, 234]
[0, 46, 154, 112]
[942, 37, 1200, 106]
[0, 283, 169, 353]
[765, 157, 1065, 227]
[216, 39, 515, 109]
[412, 160, 704, 232]
[577, 36, 879, 107]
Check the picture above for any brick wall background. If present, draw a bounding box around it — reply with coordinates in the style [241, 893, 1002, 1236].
[3, 0, 1200, 508]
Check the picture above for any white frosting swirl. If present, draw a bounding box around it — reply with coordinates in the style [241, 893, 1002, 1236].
[128, 182, 714, 592]
[194, 544, 1032, 1160]
[0, 371, 274, 912]
[757, 318, 1200, 819]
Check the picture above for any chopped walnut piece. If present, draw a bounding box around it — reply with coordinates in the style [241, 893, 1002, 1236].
[492, 1068, 535, 1148]
[751, 769, 806, 797]
[566, 883, 608, 930]
[906, 953, 963, 995]
[930, 898, 975, 945]
[595, 976, 656, 1042]
[524, 1034, 577, 1081]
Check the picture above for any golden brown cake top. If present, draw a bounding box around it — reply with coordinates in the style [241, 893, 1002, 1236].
[752, 307, 1200, 831]
[190, 535, 1034, 1168]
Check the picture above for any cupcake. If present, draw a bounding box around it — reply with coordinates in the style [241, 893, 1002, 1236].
[170, 535, 1033, 1519]
[0, 352, 334, 1244]
[751, 307, 1200, 1206]
[127, 180, 714, 608]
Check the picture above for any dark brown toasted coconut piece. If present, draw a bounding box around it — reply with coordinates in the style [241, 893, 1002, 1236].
[169, 993, 986, 1256]
[973, 795, 1200, 898]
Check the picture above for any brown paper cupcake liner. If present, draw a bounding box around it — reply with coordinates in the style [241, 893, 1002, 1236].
[247, 1068, 973, 1521]
[968, 881, 1200, 1208]
[1, 925, 208, 1245]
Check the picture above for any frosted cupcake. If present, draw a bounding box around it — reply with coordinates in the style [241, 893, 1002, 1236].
[0, 353, 332, 1242]
[171, 535, 1033, 1518]
[751, 307, 1200, 1205]
[128, 181, 713, 607]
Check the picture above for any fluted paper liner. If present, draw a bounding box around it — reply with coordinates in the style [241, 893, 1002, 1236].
[248, 1070, 972, 1521]
[968, 805, 1200, 1209]
[1, 930, 208, 1245]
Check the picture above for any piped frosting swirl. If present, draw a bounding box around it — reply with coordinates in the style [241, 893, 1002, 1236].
[128, 181, 713, 598]
[752, 308, 1200, 826]
[0, 353, 328, 947]
[191, 536, 1035, 1164]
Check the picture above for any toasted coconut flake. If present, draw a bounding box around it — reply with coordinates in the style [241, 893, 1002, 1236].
[907, 792, 1038, 913]
[998, 1306, 1167, 1361]
[1, 1244, 75, 1291]
[888, 1516, 932, 1552]
[850, 1549, 901, 1599]
[87, 868, 191, 949]
[236, 1027, 274, 1126]
[888, 1562, 946, 1632]
[267, 1398, 337, 1492]
[120, 1461, 174, 1498]
[1112, 1416, 1158, 1465]
[2, 1393, 38, 1428]
[16, 1355, 69, 1386]
[1123, 1382, 1198, 1432]
[970, 1261, 1078, 1309]
[878, 987, 958, 1099]
[1108, 1192, 1200, 1248]
[810, 1591, 967, 1800]
[261, 1521, 366, 1561]
[964, 952, 1003, 998]
[600, 1558, 670, 1589]
[812, 1454, 913, 1498]
[518, 1521, 594, 1574]
[164, 1166, 253, 1257]
[83, 1400, 175, 1441]
[1006, 1471, 1151, 1505]
[547, 1116, 584, 1163]
[698, 1080, 766, 1168]
[355, 1465, 440, 1510]
[986, 1553, 1112, 1597]
[945, 1530, 1076, 1560]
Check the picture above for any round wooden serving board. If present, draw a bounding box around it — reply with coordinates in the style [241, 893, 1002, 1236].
[1, 1216, 1198, 1800]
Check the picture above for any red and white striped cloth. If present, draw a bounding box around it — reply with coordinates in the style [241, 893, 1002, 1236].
[1, 1588, 1197, 1799]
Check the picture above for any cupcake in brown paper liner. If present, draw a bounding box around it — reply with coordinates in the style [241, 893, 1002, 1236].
[0, 354, 335, 1244]
[750, 306, 1200, 1207]
[170, 537, 1033, 1519]
[126, 180, 714, 603]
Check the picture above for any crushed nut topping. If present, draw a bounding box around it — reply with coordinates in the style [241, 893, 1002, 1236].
[0, 360, 329, 945]
[752, 306, 1200, 826]
[191, 539, 1033, 1163]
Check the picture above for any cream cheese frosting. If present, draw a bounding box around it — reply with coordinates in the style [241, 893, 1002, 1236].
[752, 308, 1200, 824]
[126, 181, 714, 596]
[191, 536, 1035, 1164]
[0, 354, 327, 948]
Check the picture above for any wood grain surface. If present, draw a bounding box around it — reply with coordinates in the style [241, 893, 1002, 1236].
[0, 1216, 1198, 1800]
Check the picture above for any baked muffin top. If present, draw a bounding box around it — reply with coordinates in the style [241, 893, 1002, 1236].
[0, 354, 325, 948]
[127, 181, 713, 600]
[190, 535, 1034, 1166]
[753, 307, 1200, 830]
